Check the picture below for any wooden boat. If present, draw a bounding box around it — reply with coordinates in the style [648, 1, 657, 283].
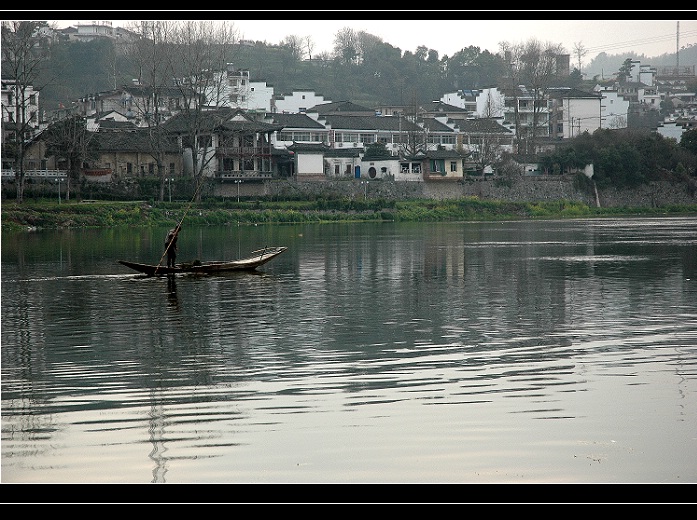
[118, 246, 287, 276]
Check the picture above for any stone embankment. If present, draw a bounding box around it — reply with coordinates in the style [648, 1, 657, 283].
[214, 175, 696, 208]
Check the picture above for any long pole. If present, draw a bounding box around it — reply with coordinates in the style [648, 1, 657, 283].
[154, 175, 206, 274]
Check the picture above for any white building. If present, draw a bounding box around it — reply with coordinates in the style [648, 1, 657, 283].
[202, 64, 274, 112]
[547, 87, 603, 139]
[1, 78, 41, 143]
[593, 87, 630, 130]
[274, 90, 331, 114]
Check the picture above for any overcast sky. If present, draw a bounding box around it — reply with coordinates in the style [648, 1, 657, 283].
[46, 14, 697, 66]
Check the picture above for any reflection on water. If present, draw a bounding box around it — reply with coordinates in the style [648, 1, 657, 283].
[2, 217, 697, 484]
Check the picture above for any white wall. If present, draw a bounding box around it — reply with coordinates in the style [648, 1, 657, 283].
[596, 88, 629, 130]
[565, 97, 602, 138]
[275, 91, 331, 113]
[475, 88, 505, 118]
[656, 122, 685, 142]
[296, 153, 324, 176]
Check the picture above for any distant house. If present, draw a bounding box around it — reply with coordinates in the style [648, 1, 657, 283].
[319, 113, 423, 155]
[85, 130, 184, 182]
[308, 100, 375, 117]
[287, 142, 331, 180]
[74, 84, 195, 126]
[162, 107, 283, 180]
[265, 112, 329, 149]
[421, 149, 470, 181]
[420, 116, 458, 151]
[274, 89, 332, 114]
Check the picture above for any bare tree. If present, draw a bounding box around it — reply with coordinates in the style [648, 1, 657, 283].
[333, 27, 360, 65]
[164, 21, 240, 201]
[126, 21, 176, 201]
[303, 35, 315, 60]
[506, 39, 566, 154]
[572, 41, 588, 73]
[281, 34, 305, 61]
[42, 115, 97, 201]
[1, 20, 50, 203]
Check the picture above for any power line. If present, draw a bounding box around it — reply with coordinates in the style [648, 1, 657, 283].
[583, 30, 697, 54]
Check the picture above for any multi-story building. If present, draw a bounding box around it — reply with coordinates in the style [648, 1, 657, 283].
[1, 76, 41, 144]
[73, 84, 193, 127]
[546, 87, 603, 139]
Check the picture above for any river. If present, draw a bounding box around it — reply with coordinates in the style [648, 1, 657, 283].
[2, 217, 696, 490]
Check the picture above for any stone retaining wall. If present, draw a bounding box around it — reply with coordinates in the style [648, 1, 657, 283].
[214, 176, 696, 208]
[6, 175, 695, 208]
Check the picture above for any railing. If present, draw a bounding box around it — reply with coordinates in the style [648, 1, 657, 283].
[216, 171, 274, 180]
[1, 169, 68, 180]
[215, 147, 271, 155]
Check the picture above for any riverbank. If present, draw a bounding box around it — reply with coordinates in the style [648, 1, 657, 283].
[3, 197, 697, 232]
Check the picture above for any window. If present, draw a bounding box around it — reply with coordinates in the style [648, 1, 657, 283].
[335, 164, 340, 175]
[450, 161, 457, 172]
[279, 131, 293, 141]
[345, 164, 352, 175]
[127, 163, 132, 174]
[360, 133, 375, 144]
[148, 163, 155, 175]
[430, 159, 445, 173]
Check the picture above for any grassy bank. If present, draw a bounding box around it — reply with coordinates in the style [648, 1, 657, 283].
[3, 197, 697, 232]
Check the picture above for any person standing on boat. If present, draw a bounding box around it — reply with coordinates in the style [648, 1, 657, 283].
[165, 225, 181, 268]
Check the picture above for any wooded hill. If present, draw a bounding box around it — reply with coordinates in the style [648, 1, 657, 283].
[35, 28, 697, 114]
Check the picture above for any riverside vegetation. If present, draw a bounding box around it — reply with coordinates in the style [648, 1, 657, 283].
[3, 196, 697, 232]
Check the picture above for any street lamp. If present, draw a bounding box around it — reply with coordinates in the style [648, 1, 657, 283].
[234, 179, 242, 203]
[167, 177, 174, 203]
[361, 180, 369, 200]
[55, 177, 62, 204]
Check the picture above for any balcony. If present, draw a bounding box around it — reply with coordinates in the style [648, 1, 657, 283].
[215, 146, 271, 156]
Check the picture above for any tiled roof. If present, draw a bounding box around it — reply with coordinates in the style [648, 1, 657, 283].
[324, 148, 363, 158]
[427, 101, 469, 113]
[98, 119, 138, 131]
[308, 100, 374, 114]
[266, 113, 326, 129]
[546, 87, 602, 99]
[422, 149, 470, 159]
[287, 142, 330, 153]
[90, 129, 181, 153]
[450, 118, 512, 134]
[322, 114, 422, 132]
[420, 118, 455, 132]
[162, 107, 282, 134]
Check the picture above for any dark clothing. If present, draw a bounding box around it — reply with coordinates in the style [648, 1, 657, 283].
[165, 227, 179, 268]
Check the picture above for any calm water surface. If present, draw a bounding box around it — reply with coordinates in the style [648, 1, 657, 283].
[2, 217, 696, 484]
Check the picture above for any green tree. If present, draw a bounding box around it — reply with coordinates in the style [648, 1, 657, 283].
[680, 129, 697, 156]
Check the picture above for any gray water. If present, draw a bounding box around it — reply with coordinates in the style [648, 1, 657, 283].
[2, 217, 696, 485]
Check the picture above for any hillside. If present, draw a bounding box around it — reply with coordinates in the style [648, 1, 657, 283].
[34, 35, 697, 114]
